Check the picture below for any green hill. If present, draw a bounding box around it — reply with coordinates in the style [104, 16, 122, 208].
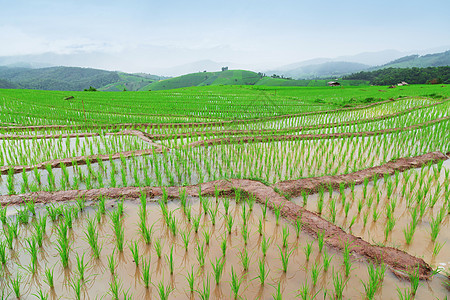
[379, 50, 450, 69]
[0, 66, 164, 91]
[145, 70, 263, 91]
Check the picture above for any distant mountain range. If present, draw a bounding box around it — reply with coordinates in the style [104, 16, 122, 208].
[0, 49, 449, 91]
[266, 50, 450, 79]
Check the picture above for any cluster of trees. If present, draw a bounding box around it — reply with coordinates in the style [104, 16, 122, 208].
[343, 66, 450, 85]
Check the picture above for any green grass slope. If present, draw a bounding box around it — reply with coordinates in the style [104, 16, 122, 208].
[145, 70, 262, 91]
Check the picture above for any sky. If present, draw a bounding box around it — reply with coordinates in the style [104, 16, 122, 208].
[0, 0, 449, 73]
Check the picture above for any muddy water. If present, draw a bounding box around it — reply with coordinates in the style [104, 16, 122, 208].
[292, 161, 450, 284]
[0, 196, 448, 299]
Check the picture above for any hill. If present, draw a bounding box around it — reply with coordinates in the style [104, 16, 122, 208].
[145, 70, 263, 91]
[379, 50, 450, 69]
[0, 66, 164, 91]
[343, 66, 450, 85]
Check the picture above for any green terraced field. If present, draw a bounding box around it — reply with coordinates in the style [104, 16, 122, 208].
[0, 84, 450, 300]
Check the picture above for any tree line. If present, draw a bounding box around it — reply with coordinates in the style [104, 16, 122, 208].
[343, 66, 450, 85]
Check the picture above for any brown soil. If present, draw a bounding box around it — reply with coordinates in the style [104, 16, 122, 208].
[0, 97, 407, 131]
[1, 150, 441, 279]
[0, 146, 165, 175]
[274, 151, 449, 197]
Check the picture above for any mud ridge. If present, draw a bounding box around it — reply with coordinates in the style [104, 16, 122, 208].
[274, 151, 449, 197]
[0, 177, 432, 279]
[0, 146, 165, 175]
[185, 115, 450, 147]
[0, 97, 417, 131]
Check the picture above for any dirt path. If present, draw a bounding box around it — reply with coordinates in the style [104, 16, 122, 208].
[0, 175, 433, 279]
[0, 146, 166, 175]
[275, 151, 449, 197]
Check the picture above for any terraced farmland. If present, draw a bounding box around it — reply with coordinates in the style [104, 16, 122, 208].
[0, 84, 449, 299]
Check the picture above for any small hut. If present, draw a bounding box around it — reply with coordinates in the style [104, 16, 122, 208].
[397, 81, 409, 86]
[327, 81, 340, 87]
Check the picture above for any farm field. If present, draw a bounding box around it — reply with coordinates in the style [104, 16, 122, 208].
[0, 84, 449, 299]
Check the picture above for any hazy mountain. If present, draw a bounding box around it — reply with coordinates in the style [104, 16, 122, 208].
[378, 50, 450, 69]
[266, 61, 371, 79]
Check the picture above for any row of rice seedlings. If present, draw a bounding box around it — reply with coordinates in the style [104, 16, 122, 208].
[3, 115, 449, 196]
[0, 133, 149, 167]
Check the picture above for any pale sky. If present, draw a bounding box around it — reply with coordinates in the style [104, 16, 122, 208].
[0, 0, 449, 73]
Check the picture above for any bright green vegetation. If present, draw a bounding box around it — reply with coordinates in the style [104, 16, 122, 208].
[1, 84, 450, 298]
[145, 70, 262, 91]
[0, 84, 448, 125]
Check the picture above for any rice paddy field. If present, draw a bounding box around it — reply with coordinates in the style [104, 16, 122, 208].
[0, 84, 449, 299]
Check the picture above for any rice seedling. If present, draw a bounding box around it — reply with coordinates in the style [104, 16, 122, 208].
[239, 248, 250, 271]
[202, 228, 211, 245]
[129, 240, 140, 267]
[108, 275, 122, 300]
[156, 280, 174, 300]
[25, 236, 38, 274]
[294, 217, 303, 238]
[272, 281, 283, 300]
[311, 262, 322, 286]
[186, 267, 195, 293]
[17, 207, 29, 224]
[108, 250, 117, 274]
[196, 242, 205, 267]
[181, 229, 191, 251]
[211, 257, 225, 284]
[433, 241, 445, 256]
[76, 252, 88, 281]
[197, 276, 211, 300]
[332, 270, 348, 300]
[221, 235, 227, 257]
[303, 241, 313, 261]
[223, 197, 230, 215]
[282, 224, 290, 248]
[141, 257, 151, 288]
[241, 223, 249, 245]
[226, 215, 234, 234]
[255, 258, 269, 285]
[230, 267, 243, 299]
[274, 204, 281, 225]
[166, 246, 174, 275]
[343, 242, 353, 276]
[258, 217, 263, 235]
[322, 248, 332, 272]
[397, 287, 413, 300]
[279, 245, 295, 272]
[192, 213, 201, 233]
[262, 199, 268, 219]
[70, 275, 83, 300]
[0, 241, 7, 265]
[261, 234, 271, 257]
[155, 238, 163, 259]
[55, 222, 70, 268]
[361, 263, 386, 300]
[44, 266, 55, 288]
[32, 290, 48, 300]
[430, 215, 441, 241]
[208, 206, 218, 226]
[85, 217, 102, 258]
[10, 273, 22, 299]
[409, 265, 420, 295]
